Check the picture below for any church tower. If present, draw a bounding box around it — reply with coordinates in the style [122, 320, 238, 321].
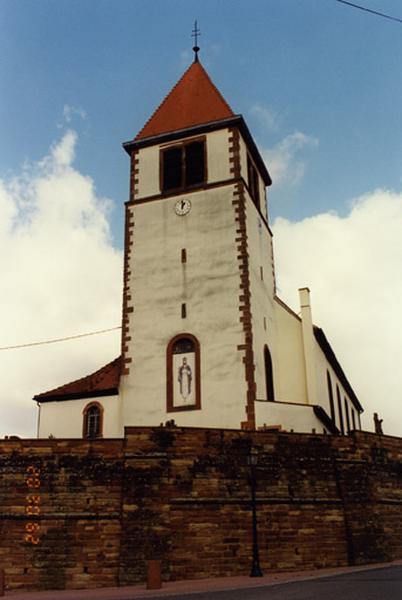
[120, 57, 274, 430]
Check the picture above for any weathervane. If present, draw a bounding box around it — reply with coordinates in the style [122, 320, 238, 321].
[192, 20, 201, 62]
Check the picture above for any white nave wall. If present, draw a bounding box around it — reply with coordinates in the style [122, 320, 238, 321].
[38, 394, 121, 439]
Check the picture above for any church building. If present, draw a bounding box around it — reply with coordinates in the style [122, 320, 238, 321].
[34, 53, 363, 438]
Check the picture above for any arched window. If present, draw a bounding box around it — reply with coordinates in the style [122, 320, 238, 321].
[336, 385, 345, 435]
[264, 345, 275, 402]
[326, 370, 336, 423]
[351, 408, 356, 430]
[83, 402, 103, 439]
[344, 397, 351, 434]
[167, 334, 201, 412]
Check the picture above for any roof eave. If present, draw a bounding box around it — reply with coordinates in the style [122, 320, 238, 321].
[313, 326, 363, 413]
[313, 405, 340, 435]
[123, 115, 272, 186]
[34, 387, 119, 404]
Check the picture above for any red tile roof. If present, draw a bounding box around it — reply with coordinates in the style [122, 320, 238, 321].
[34, 356, 121, 402]
[135, 60, 234, 141]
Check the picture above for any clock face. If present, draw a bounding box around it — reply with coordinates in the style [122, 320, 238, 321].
[174, 199, 191, 216]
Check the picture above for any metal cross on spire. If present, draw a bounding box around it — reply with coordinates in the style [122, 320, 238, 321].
[192, 20, 201, 62]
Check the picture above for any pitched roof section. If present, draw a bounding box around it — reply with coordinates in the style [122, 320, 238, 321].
[135, 61, 234, 141]
[34, 356, 121, 403]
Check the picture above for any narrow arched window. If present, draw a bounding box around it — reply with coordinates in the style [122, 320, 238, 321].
[326, 370, 336, 423]
[264, 345, 275, 402]
[351, 408, 356, 430]
[83, 402, 103, 439]
[344, 397, 351, 434]
[167, 334, 201, 412]
[336, 385, 345, 435]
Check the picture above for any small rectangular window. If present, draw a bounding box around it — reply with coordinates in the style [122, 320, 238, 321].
[181, 303, 187, 318]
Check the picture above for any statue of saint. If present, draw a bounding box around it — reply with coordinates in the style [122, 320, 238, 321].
[373, 412, 383, 435]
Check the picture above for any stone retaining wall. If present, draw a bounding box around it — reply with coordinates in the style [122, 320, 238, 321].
[0, 428, 401, 591]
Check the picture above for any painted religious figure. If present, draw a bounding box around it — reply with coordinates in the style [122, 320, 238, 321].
[178, 357, 192, 399]
[172, 338, 196, 407]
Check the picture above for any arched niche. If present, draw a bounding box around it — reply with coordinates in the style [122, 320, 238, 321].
[167, 333, 201, 412]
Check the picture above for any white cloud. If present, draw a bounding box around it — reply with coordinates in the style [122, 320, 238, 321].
[0, 131, 122, 438]
[50, 129, 77, 167]
[0, 181, 18, 233]
[62, 104, 87, 123]
[272, 188, 402, 437]
[263, 131, 318, 187]
[250, 103, 279, 132]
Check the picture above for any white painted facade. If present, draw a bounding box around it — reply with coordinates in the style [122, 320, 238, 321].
[36, 64, 363, 439]
[255, 401, 324, 434]
[272, 299, 307, 405]
[38, 395, 121, 438]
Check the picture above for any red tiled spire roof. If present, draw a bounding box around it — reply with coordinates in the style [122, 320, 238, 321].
[34, 356, 121, 402]
[135, 61, 234, 141]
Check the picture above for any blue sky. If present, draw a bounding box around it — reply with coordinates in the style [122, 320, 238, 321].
[2, 0, 402, 246]
[1, 0, 402, 437]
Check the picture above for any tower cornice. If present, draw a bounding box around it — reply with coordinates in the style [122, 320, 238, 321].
[123, 115, 272, 187]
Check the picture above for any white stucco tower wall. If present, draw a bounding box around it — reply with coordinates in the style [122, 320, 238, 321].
[120, 143, 249, 428]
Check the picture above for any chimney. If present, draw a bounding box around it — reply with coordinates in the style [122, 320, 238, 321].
[299, 287, 317, 406]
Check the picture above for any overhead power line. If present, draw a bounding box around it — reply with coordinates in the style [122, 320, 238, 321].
[335, 0, 402, 24]
[0, 326, 121, 351]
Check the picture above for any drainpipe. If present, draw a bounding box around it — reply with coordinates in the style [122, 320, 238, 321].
[299, 287, 318, 406]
